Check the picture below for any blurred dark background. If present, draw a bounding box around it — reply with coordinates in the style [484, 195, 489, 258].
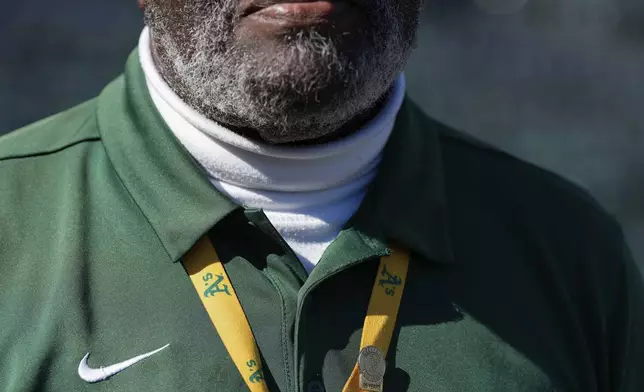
[1, 0, 642, 269]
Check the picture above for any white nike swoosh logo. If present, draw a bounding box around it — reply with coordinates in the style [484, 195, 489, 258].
[78, 344, 170, 383]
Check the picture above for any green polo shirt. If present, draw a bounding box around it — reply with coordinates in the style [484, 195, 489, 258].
[1, 50, 643, 392]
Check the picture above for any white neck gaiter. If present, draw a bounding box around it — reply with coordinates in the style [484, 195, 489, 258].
[139, 28, 406, 272]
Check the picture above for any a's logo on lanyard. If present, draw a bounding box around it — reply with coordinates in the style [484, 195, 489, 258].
[202, 272, 231, 297]
[379, 263, 403, 296]
[246, 360, 265, 384]
[182, 235, 409, 392]
[183, 236, 269, 392]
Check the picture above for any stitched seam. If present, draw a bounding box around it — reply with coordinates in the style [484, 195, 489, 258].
[0, 137, 101, 162]
[264, 270, 293, 391]
[0, 112, 98, 162]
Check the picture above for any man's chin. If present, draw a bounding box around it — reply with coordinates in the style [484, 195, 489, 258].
[191, 71, 369, 143]
[224, 39, 360, 99]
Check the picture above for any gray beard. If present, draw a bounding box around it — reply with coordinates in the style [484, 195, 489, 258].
[146, 0, 418, 143]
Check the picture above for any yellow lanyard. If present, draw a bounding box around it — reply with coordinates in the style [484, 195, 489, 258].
[182, 235, 409, 392]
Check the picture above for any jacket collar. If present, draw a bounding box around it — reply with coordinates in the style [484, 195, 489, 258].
[98, 50, 240, 262]
[348, 98, 455, 264]
[98, 50, 454, 264]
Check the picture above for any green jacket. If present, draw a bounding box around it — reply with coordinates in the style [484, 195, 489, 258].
[1, 50, 642, 392]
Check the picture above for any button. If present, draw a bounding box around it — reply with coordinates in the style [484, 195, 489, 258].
[307, 380, 325, 392]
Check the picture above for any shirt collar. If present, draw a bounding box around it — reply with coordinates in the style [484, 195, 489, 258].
[348, 98, 455, 264]
[98, 49, 454, 264]
[98, 50, 240, 262]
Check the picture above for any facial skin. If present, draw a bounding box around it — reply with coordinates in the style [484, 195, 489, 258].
[142, 0, 422, 144]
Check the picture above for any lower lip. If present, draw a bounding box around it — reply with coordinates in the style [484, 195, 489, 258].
[246, 1, 354, 24]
